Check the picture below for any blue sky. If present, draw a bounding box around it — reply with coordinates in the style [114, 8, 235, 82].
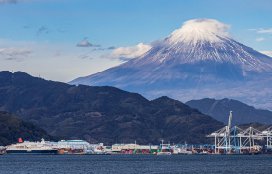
[0, 0, 272, 81]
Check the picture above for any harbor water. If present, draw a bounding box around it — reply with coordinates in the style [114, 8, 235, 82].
[0, 155, 272, 174]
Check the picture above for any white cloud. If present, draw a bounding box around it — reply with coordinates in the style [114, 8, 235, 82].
[0, 47, 32, 60]
[250, 28, 272, 34]
[169, 19, 230, 44]
[257, 28, 272, 34]
[0, 38, 121, 82]
[111, 43, 151, 61]
[256, 37, 265, 42]
[260, 51, 272, 57]
[76, 38, 100, 48]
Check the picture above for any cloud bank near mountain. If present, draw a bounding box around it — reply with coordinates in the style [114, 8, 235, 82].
[111, 43, 151, 61]
[261, 51, 272, 57]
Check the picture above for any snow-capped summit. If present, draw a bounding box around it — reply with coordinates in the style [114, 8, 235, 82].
[129, 19, 272, 72]
[70, 18, 272, 110]
[168, 19, 230, 45]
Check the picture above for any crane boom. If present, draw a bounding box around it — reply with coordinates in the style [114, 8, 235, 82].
[228, 111, 232, 131]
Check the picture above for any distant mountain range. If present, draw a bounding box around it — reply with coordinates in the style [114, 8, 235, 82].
[0, 111, 53, 146]
[186, 98, 272, 125]
[0, 71, 223, 144]
[70, 19, 272, 110]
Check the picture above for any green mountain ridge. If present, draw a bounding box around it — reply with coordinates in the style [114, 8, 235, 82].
[0, 111, 53, 146]
[0, 71, 224, 144]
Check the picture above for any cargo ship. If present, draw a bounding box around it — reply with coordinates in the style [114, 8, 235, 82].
[6, 138, 58, 154]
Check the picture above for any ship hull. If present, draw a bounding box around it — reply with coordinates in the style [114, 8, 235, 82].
[6, 149, 58, 154]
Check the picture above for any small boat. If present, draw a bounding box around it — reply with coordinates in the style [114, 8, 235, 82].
[172, 143, 193, 155]
[157, 140, 172, 155]
[178, 148, 193, 155]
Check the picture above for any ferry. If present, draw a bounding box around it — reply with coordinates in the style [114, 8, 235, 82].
[6, 138, 58, 154]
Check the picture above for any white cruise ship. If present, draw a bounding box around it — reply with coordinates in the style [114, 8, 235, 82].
[6, 138, 58, 154]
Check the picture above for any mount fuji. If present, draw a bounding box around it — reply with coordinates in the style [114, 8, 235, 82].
[70, 19, 272, 110]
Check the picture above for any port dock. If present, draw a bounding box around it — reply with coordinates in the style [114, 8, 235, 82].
[1, 112, 271, 155]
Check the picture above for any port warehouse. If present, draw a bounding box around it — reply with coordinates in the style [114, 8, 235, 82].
[1, 112, 272, 155]
[53, 140, 162, 154]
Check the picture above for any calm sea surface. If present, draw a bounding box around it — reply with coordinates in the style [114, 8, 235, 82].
[0, 155, 271, 174]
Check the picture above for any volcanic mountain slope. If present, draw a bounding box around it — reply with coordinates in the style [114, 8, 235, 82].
[0, 111, 53, 146]
[0, 71, 223, 144]
[70, 19, 272, 110]
[186, 98, 272, 125]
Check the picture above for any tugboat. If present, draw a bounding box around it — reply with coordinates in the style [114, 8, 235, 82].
[6, 138, 58, 154]
[157, 140, 172, 155]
